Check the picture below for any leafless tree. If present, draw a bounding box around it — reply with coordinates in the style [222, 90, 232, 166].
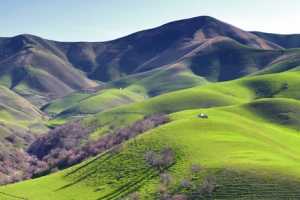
[189, 164, 204, 177]
[160, 172, 174, 189]
[143, 150, 155, 166]
[197, 174, 218, 196]
[180, 178, 192, 190]
[144, 148, 174, 172]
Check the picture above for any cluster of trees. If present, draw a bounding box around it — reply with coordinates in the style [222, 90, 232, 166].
[0, 134, 48, 185]
[0, 113, 171, 185]
[28, 119, 93, 159]
[27, 113, 171, 178]
[142, 156, 217, 199]
[0, 113, 170, 185]
[144, 147, 174, 172]
[157, 171, 217, 199]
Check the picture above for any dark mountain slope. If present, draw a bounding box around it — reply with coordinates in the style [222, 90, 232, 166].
[0, 84, 48, 135]
[0, 35, 98, 105]
[251, 31, 300, 48]
[88, 16, 283, 81]
[0, 16, 295, 106]
[182, 37, 285, 82]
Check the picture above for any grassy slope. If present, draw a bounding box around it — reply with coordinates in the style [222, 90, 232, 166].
[40, 92, 93, 115]
[44, 67, 210, 127]
[81, 71, 300, 138]
[2, 98, 300, 199]
[2, 72, 300, 199]
[45, 89, 146, 127]
[0, 85, 49, 135]
[126, 67, 209, 97]
[41, 40, 300, 127]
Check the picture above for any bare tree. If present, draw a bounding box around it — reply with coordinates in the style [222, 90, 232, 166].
[197, 174, 218, 196]
[189, 164, 204, 178]
[144, 148, 174, 172]
[156, 184, 170, 200]
[160, 172, 174, 189]
[180, 178, 192, 190]
[143, 150, 155, 166]
[161, 148, 174, 167]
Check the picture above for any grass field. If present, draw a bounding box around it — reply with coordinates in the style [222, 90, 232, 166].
[1, 70, 300, 199]
[2, 98, 300, 199]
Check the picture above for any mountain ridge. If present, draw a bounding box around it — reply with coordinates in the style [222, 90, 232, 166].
[0, 16, 289, 106]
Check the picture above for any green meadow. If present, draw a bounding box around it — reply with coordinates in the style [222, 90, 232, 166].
[1, 70, 300, 199]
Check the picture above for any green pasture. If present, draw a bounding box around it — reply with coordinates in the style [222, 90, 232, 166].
[2, 97, 300, 199]
[46, 89, 145, 127]
[3, 69, 300, 199]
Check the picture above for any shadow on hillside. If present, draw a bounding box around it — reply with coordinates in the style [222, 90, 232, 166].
[62, 151, 110, 178]
[96, 170, 154, 200]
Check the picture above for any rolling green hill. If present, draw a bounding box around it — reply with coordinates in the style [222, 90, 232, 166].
[1, 96, 300, 199]
[1, 15, 300, 199]
[45, 67, 300, 127]
[1, 71, 298, 199]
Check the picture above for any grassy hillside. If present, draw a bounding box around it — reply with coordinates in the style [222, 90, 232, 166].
[0, 85, 48, 135]
[1, 97, 300, 199]
[44, 69, 300, 128]
[43, 67, 210, 127]
[40, 36, 300, 127]
[84, 70, 300, 123]
[44, 89, 146, 127]
[1, 70, 300, 198]
[2, 16, 300, 199]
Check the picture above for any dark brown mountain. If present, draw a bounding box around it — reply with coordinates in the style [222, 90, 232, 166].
[1, 16, 299, 105]
[83, 16, 284, 81]
[0, 35, 98, 105]
[251, 31, 300, 48]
